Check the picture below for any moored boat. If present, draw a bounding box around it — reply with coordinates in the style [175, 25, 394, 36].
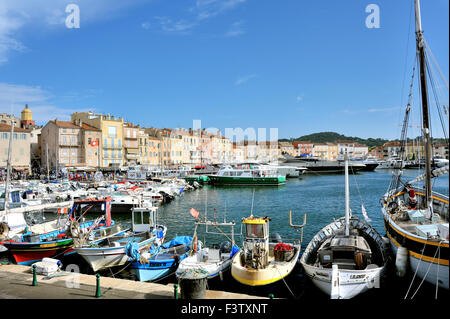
[208, 165, 286, 186]
[0, 197, 115, 265]
[380, 0, 449, 294]
[231, 212, 306, 287]
[73, 206, 166, 272]
[301, 155, 387, 299]
[131, 236, 193, 282]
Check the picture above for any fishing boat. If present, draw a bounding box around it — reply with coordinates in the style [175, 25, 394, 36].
[73, 206, 166, 272]
[176, 208, 240, 281]
[0, 197, 115, 265]
[131, 236, 193, 282]
[231, 212, 306, 287]
[301, 155, 387, 299]
[380, 0, 449, 294]
[208, 165, 286, 186]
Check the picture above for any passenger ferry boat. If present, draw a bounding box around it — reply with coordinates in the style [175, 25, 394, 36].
[208, 165, 286, 186]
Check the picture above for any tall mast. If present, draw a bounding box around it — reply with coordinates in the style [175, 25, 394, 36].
[415, 0, 432, 209]
[3, 120, 14, 213]
[344, 153, 350, 237]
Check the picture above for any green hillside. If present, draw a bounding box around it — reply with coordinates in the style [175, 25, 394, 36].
[279, 132, 389, 149]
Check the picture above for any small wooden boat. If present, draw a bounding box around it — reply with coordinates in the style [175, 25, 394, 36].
[131, 236, 193, 282]
[73, 206, 166, 272]
[300, 155, 387, 299]
[231, 213, 306, 287]
[0, 197, 115, 265]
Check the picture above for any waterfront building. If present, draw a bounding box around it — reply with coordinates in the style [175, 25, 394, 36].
[123, 123, 139, 166]
[0, 123, 31, 172]
[369, 146, 384, 160]
[71, 112, 124, 168]
[326, 142, 338, 160]
[232, 142, 245, 163]
[258, 141, 279, 163]
[433, 143, 449, 159]
[292, 141, 313, 156]
[382, 141, 402, 159]
[0, 113, 20, 127]
[40, 120, 101, 170]
[353, 143, 369, 158]
[313, 143, 329, 160]
[279, 142, 295, 156]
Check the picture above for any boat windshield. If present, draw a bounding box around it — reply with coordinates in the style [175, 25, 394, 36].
[246, 224, 265, 238]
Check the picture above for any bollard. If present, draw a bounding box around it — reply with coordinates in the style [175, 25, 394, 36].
[95, 273, 102, 298]
[32, 264, 38, 286]
[174, 284, 179, 299]
[269, 293, 274, 299]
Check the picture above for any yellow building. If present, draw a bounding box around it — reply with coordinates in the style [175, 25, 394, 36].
[327, 143, 338, 160]
[313, 143, 329, 160]
[71, 112, 124, 168]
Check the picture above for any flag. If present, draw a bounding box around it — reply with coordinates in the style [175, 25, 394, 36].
[91, 140, 99, 147]
[361, 204, 372, 222]
[190, 208, 199, 219]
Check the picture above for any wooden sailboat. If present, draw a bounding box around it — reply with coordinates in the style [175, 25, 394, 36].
[300, 155, 387, 299]
[380, 0, 449, 293]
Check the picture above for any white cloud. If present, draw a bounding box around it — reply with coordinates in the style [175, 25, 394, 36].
[296, 94, 304, 103]
[0, 0, 149, 65]
[142, 0, 248, 34]
[368, 106, 401, 113]
[0, 82, 96, 124]
[225, 20, 245, 37]
[235, 74, 256, 85]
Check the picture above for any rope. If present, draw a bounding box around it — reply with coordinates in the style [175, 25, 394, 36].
[410, 241, 441, 299]
[435, 241, 441, 299]
[276, 267, 295, 298]
[404, 241, 427, 299]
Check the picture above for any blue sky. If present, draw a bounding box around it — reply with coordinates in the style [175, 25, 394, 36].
[0, 0, 448, 140]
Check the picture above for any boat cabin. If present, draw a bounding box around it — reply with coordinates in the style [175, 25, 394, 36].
[242, 216, 270, 269]
[69, 197, 112, 227]
[132, 207, 158, 233]
[317, 234, 372, 270]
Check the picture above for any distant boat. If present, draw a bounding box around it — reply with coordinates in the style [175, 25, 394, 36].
[280, 155, 366, 174]
[377, 156, 405, 169]
[350, 156, 379, 172]
[301, 155, 387, 299]
[208, 165, 286, 186]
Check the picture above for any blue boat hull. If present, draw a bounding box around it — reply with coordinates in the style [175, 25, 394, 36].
[132, 254, 188, 282]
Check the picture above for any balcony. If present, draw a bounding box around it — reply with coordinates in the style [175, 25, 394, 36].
[126, 153, 139, 160]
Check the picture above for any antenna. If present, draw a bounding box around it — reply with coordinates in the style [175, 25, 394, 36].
[250, 188, 255, 217]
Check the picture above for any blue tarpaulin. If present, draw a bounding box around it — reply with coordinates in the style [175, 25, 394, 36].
[161, 236, 192, 249]
[231, 245, 240, 257]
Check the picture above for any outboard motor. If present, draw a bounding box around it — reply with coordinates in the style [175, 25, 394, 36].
[270, 232, 282, 243]
[219, 241, 232, 254]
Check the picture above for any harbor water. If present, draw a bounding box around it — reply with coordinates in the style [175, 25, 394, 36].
[2, 169, 448, 300]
